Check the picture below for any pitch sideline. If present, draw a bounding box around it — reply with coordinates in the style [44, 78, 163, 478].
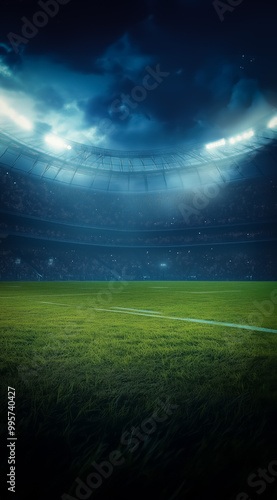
[94, 307, 277, 334]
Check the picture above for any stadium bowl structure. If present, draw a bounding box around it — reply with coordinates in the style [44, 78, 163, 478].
[0, 114, 277, 192]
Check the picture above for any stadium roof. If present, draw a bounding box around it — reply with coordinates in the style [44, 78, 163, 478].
[0, 114, 276, 193]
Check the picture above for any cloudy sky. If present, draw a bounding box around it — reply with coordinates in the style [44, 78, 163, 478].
[0, 0, 276, 150]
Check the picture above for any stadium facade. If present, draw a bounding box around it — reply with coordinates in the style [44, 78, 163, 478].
[0, 114, 277, 192]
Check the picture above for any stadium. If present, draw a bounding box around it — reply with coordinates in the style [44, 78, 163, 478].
[1, 109, 277, 500]
[1, 114, 277, 282]
[1, 2, 277, 500]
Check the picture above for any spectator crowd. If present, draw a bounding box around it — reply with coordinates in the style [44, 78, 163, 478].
[0, 243, 276, 281]
[1, 163, 277, 281]
[1, 167, 277, 230]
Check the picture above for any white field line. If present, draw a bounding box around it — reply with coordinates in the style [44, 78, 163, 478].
[148, 289, 241, 293]
[150, 287, 169, 288]
[37, 292, 130, 295]
[0, 293, 96, 299]
[113, 307, 161, 314]
[39, 301, 70, 306]
[79, 288, 129, 291]
[181, 290, 242, 294]
[0, 292, 130, 299]
[0, 296, 18, 299]
[95, 308, 277, 334]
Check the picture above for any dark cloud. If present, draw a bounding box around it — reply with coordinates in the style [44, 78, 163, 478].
[1, 0, 149, 72]
[0, 0, 276, 150]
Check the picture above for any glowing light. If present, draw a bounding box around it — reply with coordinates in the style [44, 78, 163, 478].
[206, 129, 254, 150]
[268, 116, 277, 129]
[0, 98, 33, 130]
[205, 138, 226, 150]
[228, 130, 254, 145]
[44, 134, 72, 150]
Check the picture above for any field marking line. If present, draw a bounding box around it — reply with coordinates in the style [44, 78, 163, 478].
[150, 287, 169, 288]
[0, 292, 130, 299]
[0, 293, 95, 299]
[147, 289, 241, 293]
[32, 293, 95, 297]
[95, 308, 277, 334]
[180, 291, 242, 294]
[113, 307, 161, 314]
[39, 301, 70, 306]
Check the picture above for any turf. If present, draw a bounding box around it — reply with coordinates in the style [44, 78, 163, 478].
[0, 281, 277, 500]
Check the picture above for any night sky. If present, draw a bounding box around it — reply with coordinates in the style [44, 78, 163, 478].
[0, 0, 276, 150]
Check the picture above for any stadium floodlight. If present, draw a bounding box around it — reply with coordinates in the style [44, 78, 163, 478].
[205, 138, 226, 150]
[44, 134, 72, 150]
[0, 98, 33, 130]
[160, 263, 167, 267]
[267, 116, 277, 129]
[228, 129, 254, 145]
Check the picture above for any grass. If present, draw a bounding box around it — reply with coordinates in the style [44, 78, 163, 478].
[0, 280, 277, 500]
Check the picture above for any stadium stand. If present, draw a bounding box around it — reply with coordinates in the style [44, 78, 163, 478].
[0, 121, 277, 281]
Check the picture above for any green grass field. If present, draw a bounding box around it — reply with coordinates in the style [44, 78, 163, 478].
[0, 281, 277, 500]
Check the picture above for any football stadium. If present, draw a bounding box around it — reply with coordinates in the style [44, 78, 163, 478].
[1, 110, 277, 500]
[1, 2, 277, 500]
